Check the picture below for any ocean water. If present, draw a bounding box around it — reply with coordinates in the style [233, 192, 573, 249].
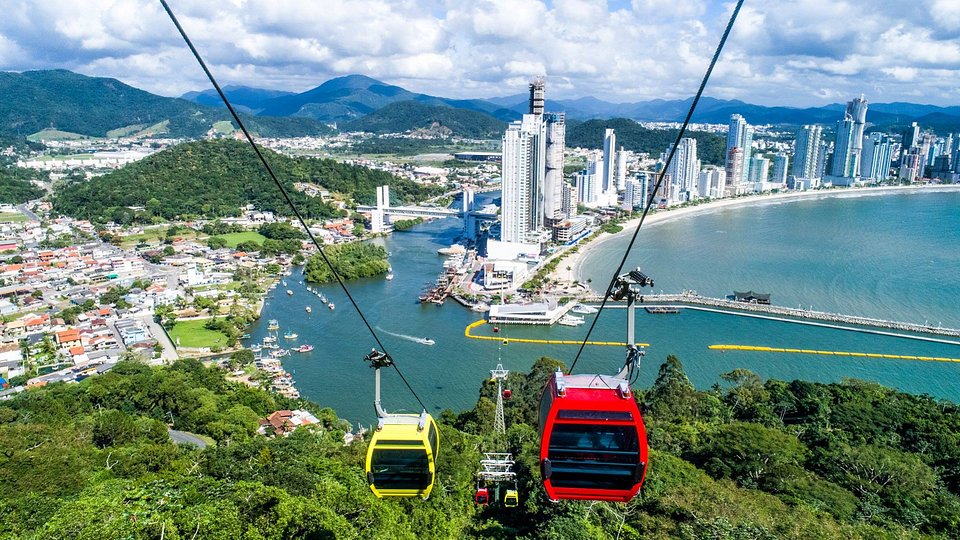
[254, 190, 960, 424]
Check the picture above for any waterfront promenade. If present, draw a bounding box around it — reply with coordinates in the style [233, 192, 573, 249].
[585, 292, 960, 343]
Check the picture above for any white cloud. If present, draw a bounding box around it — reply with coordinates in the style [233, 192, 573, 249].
[0, 0, 957, 106]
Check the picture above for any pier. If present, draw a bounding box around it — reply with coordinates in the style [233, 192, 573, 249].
[579, 292, 960, 341]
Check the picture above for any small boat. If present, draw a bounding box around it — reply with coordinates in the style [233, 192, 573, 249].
[385, 272, 394, 281]
[295, 344, 314, 353]
[283, 331, 298, 339]
[263, 335, 277, 343]
[286, 289, 294, 296]
[319, 293, 327, 303]
[305, 306, 312, 313]
[328, 302, 335, 310]
[267, 319, 280, 330]
[271, 349, 289, 357]
[571, 304, 599, 314]
[282, 280, 287, 286]
[421, 338, 435, 345]
[557, 315, 586, 327]
[249, 344, 262, 352]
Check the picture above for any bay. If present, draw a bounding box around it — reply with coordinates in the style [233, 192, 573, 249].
[253, 189, 960, 424]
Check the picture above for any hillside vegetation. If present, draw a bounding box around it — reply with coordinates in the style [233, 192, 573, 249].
[567, 118, 727, 165]
[0, 168, 45, 204]
[304, 242, 389, 283]
[343, 100, 507, 138]
[51, 139, 443, 223]
[2, 353, 960, 538]
[0, 70, 331, 139]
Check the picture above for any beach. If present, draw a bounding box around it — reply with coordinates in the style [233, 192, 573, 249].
[551, 184, 960, 288]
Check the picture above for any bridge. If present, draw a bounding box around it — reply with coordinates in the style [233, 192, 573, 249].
[358, 185, 498, 234]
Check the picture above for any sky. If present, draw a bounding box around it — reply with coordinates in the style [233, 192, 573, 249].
[1, 0, 959, 107]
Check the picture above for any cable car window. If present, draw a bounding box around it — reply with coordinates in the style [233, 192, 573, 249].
[370, 449, 430, 490]
[556, 410, 634, 422]
[547, 424, 640, 490]
[428, 423, 438, 455]
[539, 389, 553, 433]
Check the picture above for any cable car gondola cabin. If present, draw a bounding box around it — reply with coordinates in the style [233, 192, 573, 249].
[366, 411, 439, 499]
[474, 487, 490, 505]
[504, 488, 519, 507]
[539, 370, 648, 502]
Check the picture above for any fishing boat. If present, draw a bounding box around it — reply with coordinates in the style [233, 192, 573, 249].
[318, 293, 327, 303]
[263, 335, 277, 343]
[267, 319, 280, 330]
[240, 333, 252, 339]
[282, 280, 287, 286]
[249, 344, 262, 352]
[271, 349, 289, 358]
[305, 306, 312, 313]
[283, 331, 298, 339]
[295, 344, 314, 353]
[386, 270, 394, 281]
[328, 302, 335, 310]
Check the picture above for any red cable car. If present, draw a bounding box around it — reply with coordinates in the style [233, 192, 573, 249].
[538, 369, 648, 502]
[502, 389, 512, 399]
[474, 487, 490, 505]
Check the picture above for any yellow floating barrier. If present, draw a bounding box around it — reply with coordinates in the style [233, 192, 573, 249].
[464, 320, 647, 347]
[708, 344, 960, 364]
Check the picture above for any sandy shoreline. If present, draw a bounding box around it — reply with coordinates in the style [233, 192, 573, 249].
[551, 184, 960, 287]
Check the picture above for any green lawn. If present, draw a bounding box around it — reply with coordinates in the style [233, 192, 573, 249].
[168, 319, 229, 348]
[0, 212, 27, 223]
[216, 231, 266, 248]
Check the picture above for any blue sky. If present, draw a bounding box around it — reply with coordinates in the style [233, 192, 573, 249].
[1, 0, 959, 107]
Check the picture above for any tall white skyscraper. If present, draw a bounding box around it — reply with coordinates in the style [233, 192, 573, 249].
[622, 179, 642, 211]
[615, 147, 628, 191]
[602, 128, 616, 194]
[772, 153, 789, 184]
[830, 94, 868, 183]
[861, 133, 894, 181]
[543, 112, 565, 221]
[792, 125, 823, 180]
[665, 138, 699, 203]
[726, 114, 753, 185]
[500, 113, 546, 243]
[748, 155, 770, 185]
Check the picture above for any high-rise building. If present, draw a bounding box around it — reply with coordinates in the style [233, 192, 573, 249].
[792, 125, 822, 180]
[615, 147, 628, 191]
[528, 77, 545, 115]
[665, 138, 699, 203]
[602, 128, 616, 194]
[561, 183, 577, 217]
[748, 155, 770, 185]
[726, 114, 753, 185]
[543, 112, 565, 221]
[902, 122, 920, 151]
[622, 179, 643, 211]
[899, 147, 923, 182]
[829, 95, 868, 183]
[697, 167, 725, 199]
[724, 147, 744, 196]
[860, 133, 894, 181]
[500, 113, 545, 243]
[772, 153, 789, 184]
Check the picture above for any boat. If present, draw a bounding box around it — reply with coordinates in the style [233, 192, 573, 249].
[437, 243, 466, 255]
[282, 280, 287, 286]
[295, 344, 314, 353]
[421, 338, 435, 345]
[240, 333, 252, 339]
[271, 349, 289, 357]
[471, 302, 489, 313]
[263, 335, 277, 343]
[328, 302, 335, 310]
[283, 331, 298, 339]
[286, 289, 294, 296]
[386, 272, 394, 281]
[557, 315, 586, 327]
[249, 344, 262, 352]
[267, 319, 280, 330]
[319, 293, 327, 303]
[571, 304, 599, 314]
[305, 306, 312, 313]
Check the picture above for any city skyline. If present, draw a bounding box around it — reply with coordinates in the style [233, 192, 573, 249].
[0, 1, 959, 107]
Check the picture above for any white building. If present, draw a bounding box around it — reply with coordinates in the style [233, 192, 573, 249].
[501, 114, 546, 243]
[665, 138, 699, 203]
[602, 128, 616, 194]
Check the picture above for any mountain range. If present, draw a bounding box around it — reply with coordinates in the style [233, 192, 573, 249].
[3, 69, 960, 142]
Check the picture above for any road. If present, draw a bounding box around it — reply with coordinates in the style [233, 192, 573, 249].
[15, 204, 40, 222]
[137, 313, 179, 362]
[168, 429, 208, 449]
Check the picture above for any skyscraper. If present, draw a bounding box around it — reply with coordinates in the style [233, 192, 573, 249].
[724, 147, 744, 196]
[792, 124, 822, 180]
[829, 94, 867, 183]
[665, 138, 699, 203]
[748, 155, 770, 185]
[772, 153, 789, 184]
[543, 112, 565, 221]
[615, 147, 628, 191]
[500, 113, 545, 243]
[622, 179, 642, 211]
[602, 128, 616, 194]
[528, 77, 545, 115]
[726, 114, 753, 185]
[860, 133, 893, 181]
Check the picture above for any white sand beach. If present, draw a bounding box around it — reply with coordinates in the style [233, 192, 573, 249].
[550, 184, 960, 287]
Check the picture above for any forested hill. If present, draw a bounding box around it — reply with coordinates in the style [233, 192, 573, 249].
[343, 100, 507, 138]
[0, 70, 331, 138]
[51, 139, 442, 223]
[2, 354, 960, 538]
[0, 168, 45, 204]
[567, 118, 727, 165]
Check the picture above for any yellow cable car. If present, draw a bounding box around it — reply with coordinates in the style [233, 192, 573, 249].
[365, 411, 439, 499]
[362, 349, 440, 499]
[504, 488, 519, 507]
